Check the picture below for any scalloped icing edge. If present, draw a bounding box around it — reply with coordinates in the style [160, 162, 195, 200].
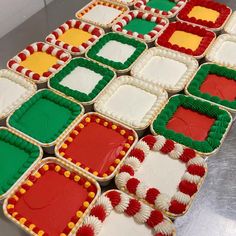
[94, 75, 168, 130]
[131, 47, 198, 92]
[206, 34, 236, 68]
[0, 69, 36, 120]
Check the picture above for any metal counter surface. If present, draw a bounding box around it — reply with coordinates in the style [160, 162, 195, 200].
[0, 0, 235, 235]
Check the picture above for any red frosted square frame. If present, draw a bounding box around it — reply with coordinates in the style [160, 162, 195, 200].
[156, 21, 216, 59]
[56, 113, 138, 183]
[3, 158, 100, 236]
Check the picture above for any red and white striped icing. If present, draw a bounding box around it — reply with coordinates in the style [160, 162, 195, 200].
[135, 0, 187, 18]
[77, 190, 175, 236]
[112, 10, 169, 42]
[46, 19, 104, 56]
[7, 42, 71, 83]
[116, 135, 207, 217]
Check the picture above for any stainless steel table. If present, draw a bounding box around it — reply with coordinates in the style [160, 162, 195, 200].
[0, 1, 235, 235]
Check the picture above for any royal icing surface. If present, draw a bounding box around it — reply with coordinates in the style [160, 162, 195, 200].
[59, 66, 103, 95]
[97, 40, 136, 63]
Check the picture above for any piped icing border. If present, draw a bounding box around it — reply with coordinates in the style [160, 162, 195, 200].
[7, 89, 84, 146]
[156, 21, 216, 59]
[151, 94, 232, 155]
[46, 19, 105, 56]
[94, 75, 168, 130]
[0, 128, 42, 200]
[0, 69, 36, 120]
[112, 0, 136, 6]
[135, 0, 187, 18]
[186, 63, 236, 112]
[206, 34, 236, 69]
[56, 112, 138, 182]
[131, 47, 199, 93]
[86, 32, 147, 72]
[49, 58, 116, 105]
[225, 11, 236, 35]
[7, 42, 71, 84]
[177, 0, 232, 31]
[75, 0, 128, 29]
[76, 190, 176, 236]
[112, 10, 169, 43]
[3, 157, 100, 236]
[115, 135, 207, 218]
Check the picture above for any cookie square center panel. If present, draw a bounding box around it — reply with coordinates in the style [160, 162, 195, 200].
[166, 106, 215, 141]
[187, 6, 220, 22]
[140, 56, 187, 86]
[97, 40, 136, 63]
[104, 84, 156, 124]
[20, 52, 58, 76]
[59, 66, 103, 94]
[134, 150, 186, 196]
[200, 74, 236, 101]
[58, 28, 92, 47]
[82, 5, 122, 25]
[123, 18, 157, 35]
[147, 0, 176, 11]
[215, 41, 236, 65]
[168, 31, 203, 51]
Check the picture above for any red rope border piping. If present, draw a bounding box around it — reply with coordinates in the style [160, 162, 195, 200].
[116, 134, 207, 217]
[46, 19, 104, 56]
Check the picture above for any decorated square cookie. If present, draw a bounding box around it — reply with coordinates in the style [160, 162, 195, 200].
[76, 190, 176, 235]
[46, 19, 104, 56]
[0, 69, 36, 121]
[156, 22, 216, 59]
[56, 113, 137, 182]
[0, 128, 42, 200]
[131, 47, 198, 93]
[7, 42, 71, 84]
[112, 10, 169, 43]
[177, 0, 232, 31]
[7, 89, 84, 147]
[116, 135, 207, 217]
[49, 58, 115, 106]
[3, 158, 100, 236]
[95, 76, 168, 130]
[151, 94, 232, 155]
[86, 33, 147, 73]
[186, 63, 236, 113]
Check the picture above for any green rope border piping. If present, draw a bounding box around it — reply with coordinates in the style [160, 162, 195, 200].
[187, 63, 236, 109]
[0, 129, 40, 195]
[152, 94, 231, 153]
[87, 32, 146, 70]
[49, 58, 115, 103]
[9, 90, 82, 144]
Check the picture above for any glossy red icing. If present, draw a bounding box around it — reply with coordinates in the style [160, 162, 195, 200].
[14, 170, 88, 235]
[166, 106, 215, 141]
[200, 74, 236, 101]
[64, 123, 126, 174]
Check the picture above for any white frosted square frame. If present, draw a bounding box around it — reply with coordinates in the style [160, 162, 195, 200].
[94, 76, 168, 130]
[59, 66, 103, 95]
[206, 34, 236, 69]
[225, 11, 236, 36]
[131, 47, 198, 93]
[0, 69, 36, 120]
